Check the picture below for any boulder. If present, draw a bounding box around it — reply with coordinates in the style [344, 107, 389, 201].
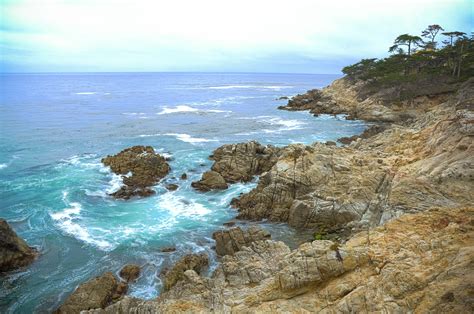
[0, 219, 37, 273]
[119, 264, 140, 282]
[191, 171, 228, 191]
[212, 226, 271, 256]
[161, 253, 209, 291]
[56, 272, 125, 313]
[102, 146, 170, 199]
[180, 173, 187, 180]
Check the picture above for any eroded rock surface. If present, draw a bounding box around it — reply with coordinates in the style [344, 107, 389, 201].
[102, 146, 170, 199]
[56, 272, 126, 314]
[192, 141, 281, 191]
[88, 207, 473, 313]
[0, 219, 37, 273]
[161, 253, 209, 291]
[191, 170, 228, 191]
[212, 225, 271, 256]
[233, 79, 474, 235]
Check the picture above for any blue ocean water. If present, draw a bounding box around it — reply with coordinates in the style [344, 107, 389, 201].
[0, 72, 366, 312]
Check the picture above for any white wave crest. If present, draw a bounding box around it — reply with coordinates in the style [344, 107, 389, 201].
[157, 105, 229, 115]
[158, 193, 210, 218]
[51, 191, 112, 250]
[75, 92, 97, 95]
[165, 133, 217, 144]
[0, 163, 7, 170]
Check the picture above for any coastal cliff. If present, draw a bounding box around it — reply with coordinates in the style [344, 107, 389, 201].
[64, 76, 473, 313]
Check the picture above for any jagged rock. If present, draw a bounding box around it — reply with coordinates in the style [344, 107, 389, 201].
[338, 124, 387, 144]
[212, 225, 271, 256]
[278, 89, 324, 111]
[210, 141, 281, 183]
[119, 264, 140, 282]
[232, 80, 473, 234]
[191, 170, 228, 191]
[161, 253, 209, 291]
[56, 272, 125, 313]
[192, 141, 281, 191]
[0, 219, 37, 273]
[84, 206, 474, 313]
[102, 146, 170, 199]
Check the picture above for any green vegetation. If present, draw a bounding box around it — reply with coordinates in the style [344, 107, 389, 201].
[342, 25, 474, 86]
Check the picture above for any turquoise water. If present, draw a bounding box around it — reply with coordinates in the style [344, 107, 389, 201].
[0, 73, 366, 312]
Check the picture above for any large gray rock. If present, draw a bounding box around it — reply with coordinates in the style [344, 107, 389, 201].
[0, 219, 37, 273]
[212, 225, 271, 256]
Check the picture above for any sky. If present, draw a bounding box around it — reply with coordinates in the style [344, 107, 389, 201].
[0, 0, 472, 73]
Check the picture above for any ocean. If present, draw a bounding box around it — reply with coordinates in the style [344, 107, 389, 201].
[0, 72, 367, 312]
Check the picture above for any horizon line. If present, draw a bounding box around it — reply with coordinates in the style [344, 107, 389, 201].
[0, 70, 343, 76]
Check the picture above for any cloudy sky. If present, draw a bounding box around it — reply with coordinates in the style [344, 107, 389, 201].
[1, 0, 472, 73]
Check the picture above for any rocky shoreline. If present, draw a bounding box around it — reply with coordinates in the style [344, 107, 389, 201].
[3, 76, 472, 312]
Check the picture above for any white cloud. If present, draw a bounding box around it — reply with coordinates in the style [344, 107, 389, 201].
[1, 0, 471, 72]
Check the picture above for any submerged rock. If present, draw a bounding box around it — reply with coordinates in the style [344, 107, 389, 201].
[160, 246, 176, 253]
[165, 183, 178, 191]
[191, 170, 228, 191]
[212, 225, 271, 256]
[119, 264, 140, 282]
[161, 253, 209, 291]
[102, 146, 170, 199]
[56, 272, 125, 313]
[0, 219, 37, 273]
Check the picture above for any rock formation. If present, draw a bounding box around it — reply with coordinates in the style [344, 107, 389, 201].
[161, 253, 209, 291]
[191, 170, 228, 191]
[85, 206, 473, 313]
[192, 141, 281, 191]
[212, 225, 271, 256]
[0, 219, 37, 273]
[55, 272, 127, 313]
[101, 146, 170, 199]
[119, 264, 140, 282]
[232, 78, 473, 237]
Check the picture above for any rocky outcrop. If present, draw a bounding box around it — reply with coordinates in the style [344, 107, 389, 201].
[192, 141, 281, 191]
[161, 253, 209, 291]
[212, 225, 271, 256]
[337, 124, 387, 144]
[56, 272, 127, 313]
[119, 264, 140, 282]
[102, 146, 170, 199]
[191, 170, 228, 191]
[87, 206, 474, 313]
[232, 79, 473, 237]
[0, 219, 37, 273]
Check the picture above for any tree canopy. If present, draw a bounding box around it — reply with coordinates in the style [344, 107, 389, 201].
[342, 25, 473, 87]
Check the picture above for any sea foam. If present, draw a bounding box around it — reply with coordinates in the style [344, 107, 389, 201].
[165, 133, 217, 144]
[157, 105, 229, 115]
[51, 191, 112, 250]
